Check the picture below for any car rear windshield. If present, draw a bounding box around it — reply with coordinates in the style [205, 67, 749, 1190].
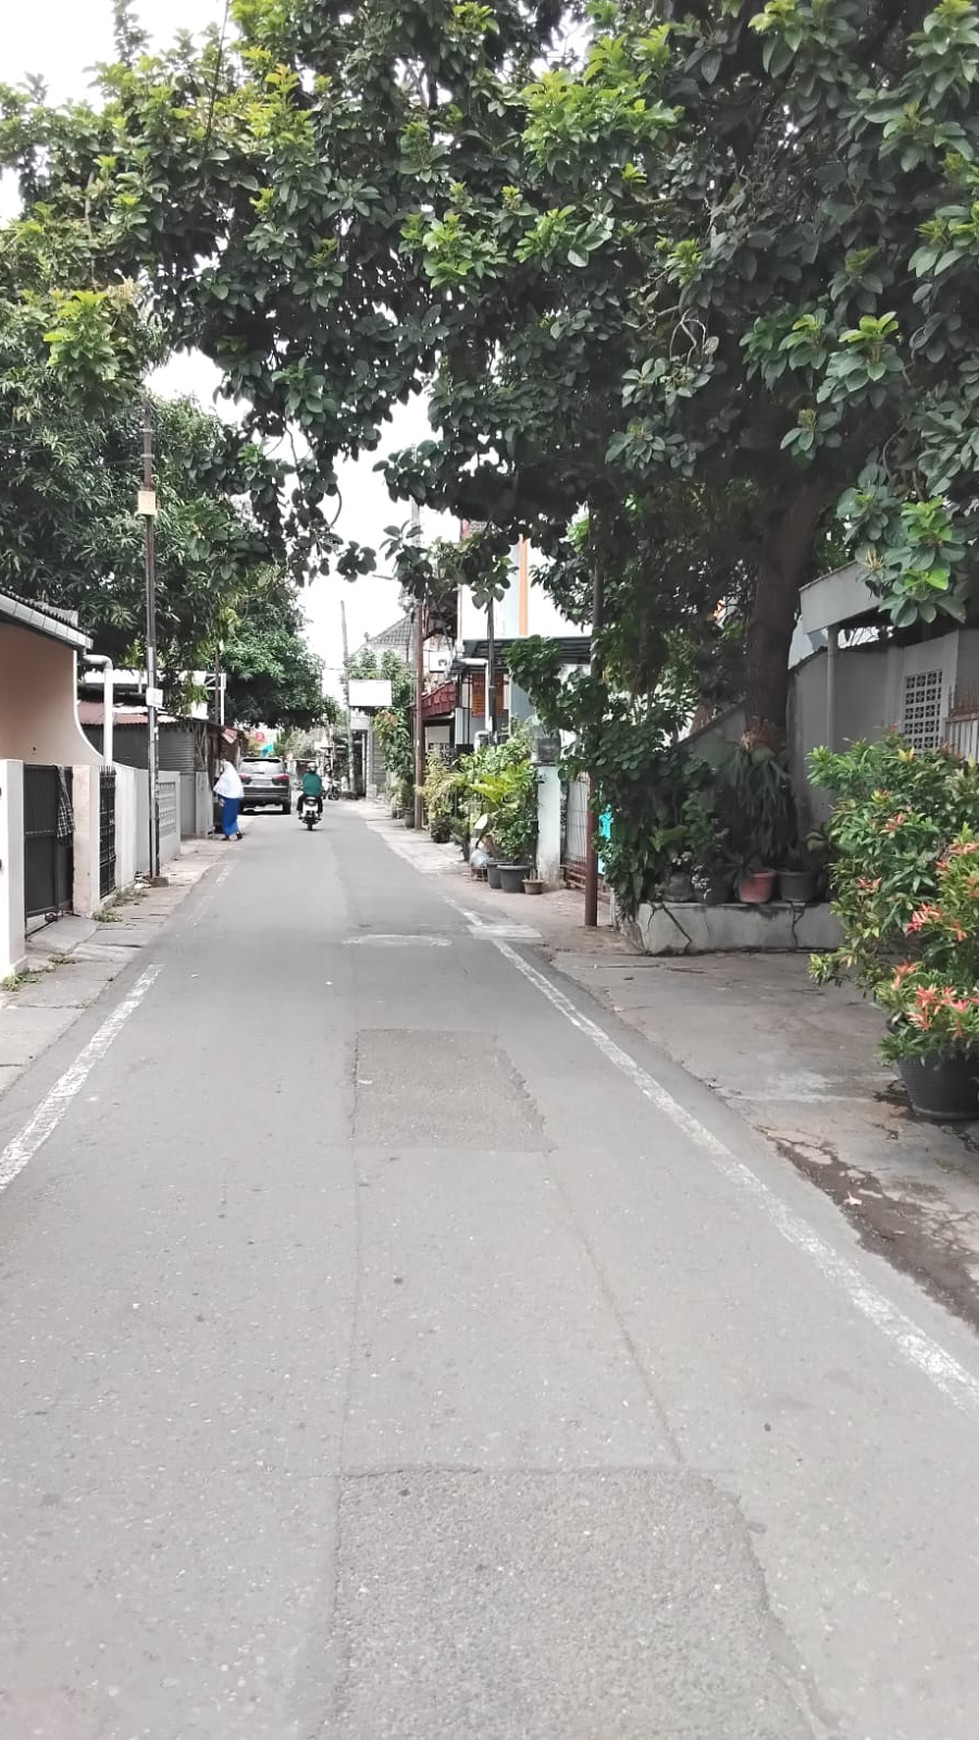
[243, 759, 285, 774]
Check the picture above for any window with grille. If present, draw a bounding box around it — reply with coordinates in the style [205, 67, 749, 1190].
[902, 669, 943, 750]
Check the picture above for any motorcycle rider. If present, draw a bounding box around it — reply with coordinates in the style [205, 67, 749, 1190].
[300, 766, 324, 819]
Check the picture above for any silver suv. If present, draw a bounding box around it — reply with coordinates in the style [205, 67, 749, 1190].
[239, 757, 292, 814]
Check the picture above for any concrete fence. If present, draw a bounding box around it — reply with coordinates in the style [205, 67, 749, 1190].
[134, 769, 181, 874]
[0, 760, 26, 976]
[71, 764, 102, 918]
[181, 771, 212, 839]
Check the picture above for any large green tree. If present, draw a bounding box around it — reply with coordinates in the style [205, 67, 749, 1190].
[0, 0, 564, 574]
[223, 574, 326, 730]
[7, 1, 979, 743]
[400, 0, 979, 740]
[0, 209, 289, 672]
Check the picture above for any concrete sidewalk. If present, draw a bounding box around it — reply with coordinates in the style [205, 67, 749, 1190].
[365, 801, 979, 1332]
[0, 838, 226, 1103]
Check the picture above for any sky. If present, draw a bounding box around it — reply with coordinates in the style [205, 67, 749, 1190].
[4, 1, 453, 697]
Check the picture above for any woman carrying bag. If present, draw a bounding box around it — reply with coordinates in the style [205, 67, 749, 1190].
[214, 760, 244, 841]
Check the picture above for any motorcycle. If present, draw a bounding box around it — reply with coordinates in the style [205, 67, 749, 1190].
[298, 794, 321, 830]
[325, 780, 340, 801]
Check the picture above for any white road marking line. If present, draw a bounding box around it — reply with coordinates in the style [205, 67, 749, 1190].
[492, 938, 979, 1419]
[375, 816, 979, 1410]
[0, 965, 162, 1197]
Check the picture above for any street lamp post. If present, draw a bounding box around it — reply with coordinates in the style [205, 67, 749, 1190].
[139, 403, 162, 882]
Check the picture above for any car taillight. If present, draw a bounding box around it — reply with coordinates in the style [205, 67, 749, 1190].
[240, 774, 252, 784]
[273, 774, 289, 785]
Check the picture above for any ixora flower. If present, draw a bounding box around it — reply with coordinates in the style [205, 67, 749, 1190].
[878, 967, 979, 1057]
[809, 738, 979, 1089]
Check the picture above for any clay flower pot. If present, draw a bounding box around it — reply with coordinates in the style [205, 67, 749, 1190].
[738, 868, 777, 904]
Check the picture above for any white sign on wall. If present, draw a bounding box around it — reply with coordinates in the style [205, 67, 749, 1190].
[348, 678, 393, 710]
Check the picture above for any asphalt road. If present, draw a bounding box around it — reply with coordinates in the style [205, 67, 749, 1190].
[2, 806, 979, 1739]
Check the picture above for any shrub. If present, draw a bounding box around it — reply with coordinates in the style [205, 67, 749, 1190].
[809, 733, 979, 1058]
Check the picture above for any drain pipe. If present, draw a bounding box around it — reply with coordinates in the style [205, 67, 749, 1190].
[84, 655, 115, 765]
[825, 627, 838, 752]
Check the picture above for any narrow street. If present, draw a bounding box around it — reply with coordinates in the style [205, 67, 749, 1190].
[2, 808, 979, 1740]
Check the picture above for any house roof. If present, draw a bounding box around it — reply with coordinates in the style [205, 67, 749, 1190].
[79, 702, 246, 747]
[79, 701, 192, 730]
[367, 615, 412, 656]
[414, 678, 456, 721]
[0, 589, 92, 652]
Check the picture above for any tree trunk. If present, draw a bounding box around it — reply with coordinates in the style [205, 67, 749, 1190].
[742, 483, 824, 750]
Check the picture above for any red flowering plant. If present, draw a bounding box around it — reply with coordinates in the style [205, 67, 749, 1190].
[875, 834, 979, 1060]
[809, 735, 979, 1060]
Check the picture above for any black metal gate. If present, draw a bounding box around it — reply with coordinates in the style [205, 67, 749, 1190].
[99, 767, 117, 899]
[24, 766, 74, 920]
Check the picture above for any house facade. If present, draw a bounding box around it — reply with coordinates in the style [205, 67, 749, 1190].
[454, 536, 591, 748]
[687, 561, 979, 826]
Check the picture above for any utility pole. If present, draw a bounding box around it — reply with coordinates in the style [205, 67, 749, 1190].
[412, 501, 425, 830]
[214, 642, 225, 727]
[139, 403, 162, 881]
[340, 598, 355, 796]
[583, 527, 605, 929]
[485, 594, 497, 738]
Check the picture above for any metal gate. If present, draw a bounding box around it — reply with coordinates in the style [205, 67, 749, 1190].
[100, 767, 117, 899]
[24, 766, 74, 920]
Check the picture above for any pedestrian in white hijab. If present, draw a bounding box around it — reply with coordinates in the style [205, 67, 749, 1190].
[214, 760, 244, 841]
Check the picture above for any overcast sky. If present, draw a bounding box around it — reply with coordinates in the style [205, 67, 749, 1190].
[4, 1, 453, 695]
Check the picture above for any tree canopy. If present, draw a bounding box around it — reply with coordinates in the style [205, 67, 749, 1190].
[5, 0, 979, 742]
[0, 188, 320, 727]
[223, 573, 326, 730]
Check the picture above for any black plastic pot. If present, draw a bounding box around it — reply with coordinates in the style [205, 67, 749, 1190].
[780, 869, 817, 905]
[898, 1053, 979, 1123]
[665, 872, 695, 902]
[486, 860, 502, 890]
[498, 863, 531, 893]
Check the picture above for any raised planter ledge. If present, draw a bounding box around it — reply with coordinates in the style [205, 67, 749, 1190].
[614, 899, 843, 957]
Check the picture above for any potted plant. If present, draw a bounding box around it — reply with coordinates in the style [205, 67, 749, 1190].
[735, 854, 777, 903]
[718, 746, 794, 904]
[471, 748, 538, 894]
[651, 824, 694, 902]
[810, 733, 979, 1120]
[685, 795, 733, 904]
[877, 960, 979, 1121]
[779, 846, 817, 905]
[780, 829, 830, 904]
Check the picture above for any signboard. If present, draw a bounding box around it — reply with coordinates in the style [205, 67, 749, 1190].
[348, 678, 393, 711]
[249, 727, 277, 758]
[350, 711, 370, 731]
